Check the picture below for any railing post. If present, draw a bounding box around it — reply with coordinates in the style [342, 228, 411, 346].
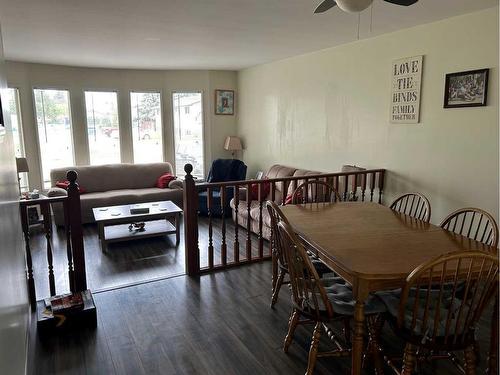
[67, 170, 87, 291]
[183, 164, 200, 276]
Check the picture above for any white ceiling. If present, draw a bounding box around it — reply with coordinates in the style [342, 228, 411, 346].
[0, 0, 497, 70]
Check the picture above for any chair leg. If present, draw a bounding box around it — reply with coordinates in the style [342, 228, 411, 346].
[401, 343, 417, 375]
[343, 318, 351, 345]
[283, 309, 300, 353]
[365, 315, 385, 375]
[464, 345, 477, 375]
[306, 322, 322, 375]
[271, 269, 286, 308]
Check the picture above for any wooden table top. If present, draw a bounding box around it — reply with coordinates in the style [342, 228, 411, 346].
[280, 202, 494, 285]
[92, 200, 182, 222]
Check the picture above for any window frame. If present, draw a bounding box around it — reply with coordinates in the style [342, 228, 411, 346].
[129, 90, 164, 164]
[83, 89, 122, 165]
[171, 90, 206, 178]
[32, 86, 76, 189]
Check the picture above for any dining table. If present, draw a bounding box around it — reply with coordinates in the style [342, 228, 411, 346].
[280, 201, 497, 375]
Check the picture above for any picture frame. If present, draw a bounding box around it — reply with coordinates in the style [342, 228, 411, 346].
[215, 89, 234, 115]
[444, 68, 489, 108]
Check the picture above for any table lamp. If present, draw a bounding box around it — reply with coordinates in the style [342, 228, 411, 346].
[16, 157, 29, 195]
[224, 136, 243, 158]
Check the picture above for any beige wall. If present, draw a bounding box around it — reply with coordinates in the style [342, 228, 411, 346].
[237, 8, 499, 225]
[6, 62, 238, 189]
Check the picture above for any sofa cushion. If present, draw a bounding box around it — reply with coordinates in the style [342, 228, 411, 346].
[50, 162, 175, 193]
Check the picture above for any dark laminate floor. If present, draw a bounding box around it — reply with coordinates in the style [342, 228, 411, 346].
[30, 215, 266, 299]
[29, 262, 494, 375]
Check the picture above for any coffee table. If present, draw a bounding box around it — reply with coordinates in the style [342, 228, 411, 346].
[92, 201, 182, 251]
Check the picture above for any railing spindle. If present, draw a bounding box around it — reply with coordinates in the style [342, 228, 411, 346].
[19, 204, 36, 311]
[369, 172, 375, 202]
[378, 170, 385, 203]
[41, 202, 56, 296]
[63, 200, 75, 292]
[360, 174, 366, 202]
[220, 186, 227, 266]
[258, 183, 264, 258]
[246, 181, 252, 260]
[234, 185, 240, 263]
[207, 187, 214, 269]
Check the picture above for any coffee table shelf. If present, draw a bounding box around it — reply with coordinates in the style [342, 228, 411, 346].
[104, 220, 177, 243]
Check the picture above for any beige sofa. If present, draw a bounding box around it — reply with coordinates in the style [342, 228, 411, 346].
[49, 162, 183, 226]
[230, 164, 365, 240]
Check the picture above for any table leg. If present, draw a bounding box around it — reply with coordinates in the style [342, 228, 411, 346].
[98, 223, 106, 252]
[175, 213, 180, 246]
[352, 300, 366, 375]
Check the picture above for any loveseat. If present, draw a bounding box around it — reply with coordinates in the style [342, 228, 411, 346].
[229, 164, 365, 240]
[48, 162, 183, 226]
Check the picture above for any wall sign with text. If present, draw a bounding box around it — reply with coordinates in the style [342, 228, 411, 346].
[390, 55, 423, 124]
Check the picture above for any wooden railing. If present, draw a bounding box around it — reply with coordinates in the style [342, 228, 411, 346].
[183, 164, 386, 276]
[19, 170, 86, 311]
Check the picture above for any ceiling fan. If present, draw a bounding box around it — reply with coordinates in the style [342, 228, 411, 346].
[315, 0, 418, 14]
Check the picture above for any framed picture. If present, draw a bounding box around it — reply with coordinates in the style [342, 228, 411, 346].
[215, 89, 234, 115]
[444, 68, 489, 108]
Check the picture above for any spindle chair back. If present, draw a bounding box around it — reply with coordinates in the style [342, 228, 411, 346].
[440, 208, 498, 247]
[390, 192, 431, 223]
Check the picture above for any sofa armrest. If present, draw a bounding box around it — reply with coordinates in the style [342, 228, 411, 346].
[47, 187, 68, 197]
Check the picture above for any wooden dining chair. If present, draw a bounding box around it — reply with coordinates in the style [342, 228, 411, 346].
[389, 193, 431, 223]
[277, 220, 387, 375]
[440, 207, 499, 248]
[291, 180, 341, 204]
[378, 251, 498, 375]
[266, 201, 330, 308]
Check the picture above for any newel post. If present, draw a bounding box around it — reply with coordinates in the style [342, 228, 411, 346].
[183, 164, 200, 276]
[67, 170, 87, 291]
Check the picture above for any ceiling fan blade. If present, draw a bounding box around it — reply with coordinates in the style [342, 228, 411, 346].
[383, 0, 418, 5]
[314, 0, 337, 13]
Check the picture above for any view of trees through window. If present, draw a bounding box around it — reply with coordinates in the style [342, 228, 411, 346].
[33, 89, 74, 188]
[2, 88, 28, 191]
[130, 92, 163, 163]
[172, 92, 204, 178]
[85, 91, 120, 165]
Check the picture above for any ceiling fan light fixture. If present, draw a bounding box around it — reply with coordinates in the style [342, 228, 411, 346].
[336, 0, 373, 13]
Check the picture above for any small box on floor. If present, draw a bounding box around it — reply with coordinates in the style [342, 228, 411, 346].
[37, 289, 97, 336]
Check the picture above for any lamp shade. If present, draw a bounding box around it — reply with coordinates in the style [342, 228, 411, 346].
[16, 157, 29, 173]
[224, 136, 243, 151]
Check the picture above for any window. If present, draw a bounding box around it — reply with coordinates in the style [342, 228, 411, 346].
[33, 89, 74, 188]
[172, 92, 204, 178]
[130, 92, 162, 163]
[2, 88, 28, 191]
[85, 91, 120, 165]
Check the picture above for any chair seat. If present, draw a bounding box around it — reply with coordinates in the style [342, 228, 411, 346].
[376, 288, 466, 338]
[308, 277, 387, 316]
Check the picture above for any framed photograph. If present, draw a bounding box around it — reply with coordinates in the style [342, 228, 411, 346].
[444, 68, 489, 108]
[215, 89, 234, 115]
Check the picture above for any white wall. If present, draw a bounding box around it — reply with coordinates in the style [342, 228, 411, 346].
[0, 27, 29, 375]
[237, 8, 499, 225]
[6, 63, 238, 189]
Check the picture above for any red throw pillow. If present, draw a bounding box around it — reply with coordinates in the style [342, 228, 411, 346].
[156, 173, 176, 188]
[250, 178, 271, 201]
[55, 180, 86, 194]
